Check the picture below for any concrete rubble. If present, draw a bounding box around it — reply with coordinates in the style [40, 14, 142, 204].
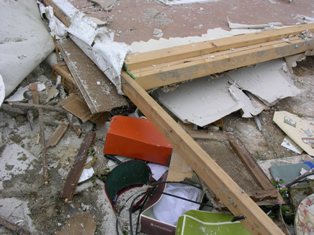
[1, 0, 314, 235]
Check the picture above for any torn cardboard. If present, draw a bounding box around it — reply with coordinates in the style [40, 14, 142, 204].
[273, 111, 314, 156]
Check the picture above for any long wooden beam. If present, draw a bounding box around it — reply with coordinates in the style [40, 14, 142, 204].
[126, 23, 314, 70]
[121, 72, 284, 235]
[128, 33, 314, 90]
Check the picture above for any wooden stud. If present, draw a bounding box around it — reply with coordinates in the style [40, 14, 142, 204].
[126, 23, 314, 70]
[121, 72, 284, 235]
[131, 37, 314, 90]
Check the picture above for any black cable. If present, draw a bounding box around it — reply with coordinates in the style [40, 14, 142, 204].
[116, 190, 149, 235]
[135, 187, 157, 234]
[150, 180, 202, 189]
[118, 180, 203, 235]
[285, 170, 314, 188]
[129, 191, 149, 235]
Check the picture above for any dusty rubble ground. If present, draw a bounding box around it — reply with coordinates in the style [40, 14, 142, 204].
[0, 58, 314, 234]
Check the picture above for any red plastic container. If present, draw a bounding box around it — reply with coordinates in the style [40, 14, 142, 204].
[104, 116, 173, 166]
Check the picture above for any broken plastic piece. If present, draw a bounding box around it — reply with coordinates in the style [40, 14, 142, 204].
[104, 160, 151, 205]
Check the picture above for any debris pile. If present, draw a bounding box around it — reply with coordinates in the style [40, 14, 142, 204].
[1, 0, 314, 235]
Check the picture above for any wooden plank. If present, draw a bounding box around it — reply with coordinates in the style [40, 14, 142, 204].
[46, 122, 69, 148]
[59, 93, 92, 122]
[192, 133, 282, 205]
[125, 23, 314, 70]
[227, 134, 275, 190]
[52, 64, 77, 93]
[61, 132, 95, 201]
[121, 72, 284, 235]
[131, 36, 314, 90]
[58, 39, 128, 114]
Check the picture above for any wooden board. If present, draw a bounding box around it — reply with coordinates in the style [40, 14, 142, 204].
[121, 72, 284, 235]
[129, 36, 314, 90]
[58, 39, 128, 114]
[126, 23, 314, 70]
[191, 132, 281, 205]
[61, 132, 95, 201]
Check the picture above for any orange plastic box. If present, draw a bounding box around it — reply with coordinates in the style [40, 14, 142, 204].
[104, 116, 173, 166]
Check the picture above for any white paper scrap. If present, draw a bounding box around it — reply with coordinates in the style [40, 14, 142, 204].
[78, 167, 94, 183]
[281, 137, 303, 154]
[148, 163, 168, 181]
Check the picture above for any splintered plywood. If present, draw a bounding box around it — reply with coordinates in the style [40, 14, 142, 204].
[58, 39, 127, 114]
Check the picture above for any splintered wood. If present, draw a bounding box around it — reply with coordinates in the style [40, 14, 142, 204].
[58, 39, 128, 114]
[61, 132, 95, 201]
[125, 23, 314, 90]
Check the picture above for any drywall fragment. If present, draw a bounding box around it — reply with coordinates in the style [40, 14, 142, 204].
[157, 0, 219, 5]
[227, 59, 300, 106]
[157, 76, 242, 127]
[281, 136, 303, 154]
[273, 111, 314, 156]
[227, 19, 282, 30]
[228, 84, 263, 118]
[296, 15, 314, 23]
[89, 0, 117, 11]
[43, 0, 129, 94]
[130, 28, 260, 53]
[6, 83, 46, 103]
[285, 53, 306, 70]
[158, 60, 299, 126]
[0, 0, 54, 97]
[153, 28, 164, 38]
[38, 3, 67, 38]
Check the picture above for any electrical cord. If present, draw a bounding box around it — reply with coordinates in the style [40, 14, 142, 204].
[116, 180, 204, 235]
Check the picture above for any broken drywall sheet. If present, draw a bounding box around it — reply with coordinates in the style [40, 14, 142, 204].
[42, 0, 129, 94]
[227, 19, 282, 30]
[157, 76, 244, 127]
[157, 59, 300, 127]
[285, 53, 306, 70]
[38, 3, 67, 39]
[295, 15, 314, 23]
[228, 83, 263, 118]
[0, 0, 54, 97]
[130, 28, 260, 53]
[227, 59, 300, 106]
[89, 0, 117, 11]
[157, 0, 219, 5]
[273, 111, 314, 156]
